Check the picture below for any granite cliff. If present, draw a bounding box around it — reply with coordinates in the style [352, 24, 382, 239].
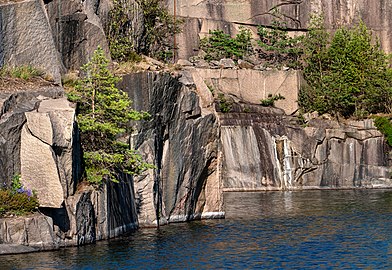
[0, 0, 391, 255]
[0, 67, 391, 253]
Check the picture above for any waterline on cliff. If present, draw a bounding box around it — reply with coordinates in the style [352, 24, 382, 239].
[2, 189, 392, 269]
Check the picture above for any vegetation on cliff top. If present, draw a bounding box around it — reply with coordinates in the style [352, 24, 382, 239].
[374, 116, 392, 147]
[199, 21, 303, 68]
[0, 65, 54, 91]
[200, 28, 252, 62]
[200, 17, 392, 120]
[67, 47, 153, 184]
[106, 0, 182, 63]
[299, 19, 392, 118]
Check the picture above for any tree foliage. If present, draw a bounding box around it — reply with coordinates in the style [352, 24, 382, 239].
[374, 116, 392, 147]
[200, 28, 252, 61]
[106, 0, 182, 62]
[68, 47, 152, 184]
[257, 21, 303, 68]
[299, 19, 392, 118]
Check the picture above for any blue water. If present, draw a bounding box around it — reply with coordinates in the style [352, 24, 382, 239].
[2, 189, 392, 269]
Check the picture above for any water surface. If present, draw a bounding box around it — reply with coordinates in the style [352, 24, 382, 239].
[2, 189, 392, 269]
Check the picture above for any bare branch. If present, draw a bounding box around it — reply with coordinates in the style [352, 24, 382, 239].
[248, 0, 303, 28]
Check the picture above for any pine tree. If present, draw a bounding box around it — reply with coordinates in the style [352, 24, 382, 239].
[68, 47, 152, 184]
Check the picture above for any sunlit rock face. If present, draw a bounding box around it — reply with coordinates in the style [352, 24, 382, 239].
[166, 0, 392, 59]
[0, 0, 62, 83]
[219, 107, 392, 191]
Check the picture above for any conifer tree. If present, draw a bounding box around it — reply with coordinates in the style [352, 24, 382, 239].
[68, 47, 152, 184]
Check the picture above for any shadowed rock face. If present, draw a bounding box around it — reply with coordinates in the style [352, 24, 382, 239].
[120, 72, 221, 226]
[45, 0, 110, 70]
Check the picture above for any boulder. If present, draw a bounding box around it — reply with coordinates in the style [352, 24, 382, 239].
[0, 88, 64, 186]
[20, 97, 78, 208]
[195, 68, 301, 115]
[219, 58, 236, 69]
[238, 59, 254, 69]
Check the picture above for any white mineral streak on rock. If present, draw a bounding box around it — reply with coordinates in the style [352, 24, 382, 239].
[221, 126, 262, 189]
[282, 137, 293, 189]
[271, 136, 283, 188]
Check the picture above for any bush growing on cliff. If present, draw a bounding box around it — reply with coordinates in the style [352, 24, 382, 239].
[67, 47, 153, 184]
[106, 0, 182, 62]
[200, 28, 253, 61]
[260, 94, 285, 107]
[0, 175, 39, 217]
[374, 116, 392, 147]
[299, 19, 392, 118]
[257, 21, 303, 69]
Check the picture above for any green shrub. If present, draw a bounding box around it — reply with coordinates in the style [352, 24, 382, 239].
[0, 175, 39, 217]
[257, 21, 303, 68]
[374, 116, 392, 147]
[260, 94, 285, 107]
[0, 65, 44, 80]
[217, 93, 232, 113]
[200, 28, 252, 61]
[68, 47, 153, 184]
[299, 19, 392, 118]
[106, 0, 182, 62]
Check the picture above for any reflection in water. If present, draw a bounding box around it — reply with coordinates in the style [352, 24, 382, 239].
[2, 189, 392, 269]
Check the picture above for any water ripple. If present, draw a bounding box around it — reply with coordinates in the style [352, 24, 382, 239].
[2, 189, 392, 269]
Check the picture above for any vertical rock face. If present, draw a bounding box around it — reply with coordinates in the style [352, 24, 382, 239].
[53, 176, 138, 246]
[219, 107, 392, 190]
[167, 0, 392, 59]
[119, 72, 222, 226]
[0, 88, 64, 187]
[21, 97, 79, 208]
[0, 0, 62, 83]
[45, 0, 110, 70]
